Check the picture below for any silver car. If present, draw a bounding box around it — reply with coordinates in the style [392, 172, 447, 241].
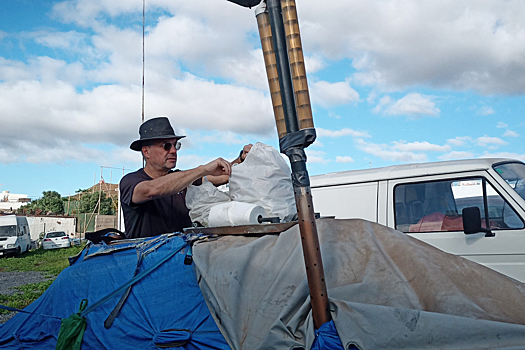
[42, 231, 71, 250]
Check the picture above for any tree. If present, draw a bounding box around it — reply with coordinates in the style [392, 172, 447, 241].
[21, 190, 64, 215]
[78, 191, 114, 215]
[40, 191, 64, 214]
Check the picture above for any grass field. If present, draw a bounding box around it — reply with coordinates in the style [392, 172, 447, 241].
[0, 245, 85, 313]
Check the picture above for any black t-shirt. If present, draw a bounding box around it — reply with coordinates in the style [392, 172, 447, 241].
[120, 168, 194, 239]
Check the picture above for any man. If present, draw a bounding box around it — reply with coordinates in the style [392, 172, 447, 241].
[120, 117, 251, 239]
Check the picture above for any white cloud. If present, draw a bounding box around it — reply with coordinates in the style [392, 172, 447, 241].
[299, 0, 525, 94]
[3, 0, 523, 172]
[497, 122, 508, 128]
[0, 73, 276, 164]
[0, 148, 11, 164]
[189, 131, 253, 146]
[383, 93, 440, 118]
[310, 80, 360, 108]
[304, 55, 325, 74]
[503, 130, 520, 137]
[47, 0, 525, 95]
[447, 136, 472, 147]
[317, 128, 370, 138]
[392, 141, 451, 152]
[372, 95, 392, 114]
[306, 150, 330, 164]
[476, 135, 508, 148]
[366, 90, 377, 104]
[336, 156, 355, 163]
[438, 151, 475, 160]
[354, 138, 468, 163]
[477, 106, 494, 116]
[480, 152, 525, 162]
[355, 140, 428, 163]
[32, 30, 88, 51]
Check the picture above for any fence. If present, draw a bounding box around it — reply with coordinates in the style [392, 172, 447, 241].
[74, 214, 118, 237]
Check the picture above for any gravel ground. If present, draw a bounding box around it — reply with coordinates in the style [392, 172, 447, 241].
[0, 271, 53, 324]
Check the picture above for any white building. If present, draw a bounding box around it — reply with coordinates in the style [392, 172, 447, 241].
[0, 191, 30, 212]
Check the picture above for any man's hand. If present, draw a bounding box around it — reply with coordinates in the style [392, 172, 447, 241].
[207, 145, 253, 186]
[240, 143, 253, 162]
[202, 157, 232, 177]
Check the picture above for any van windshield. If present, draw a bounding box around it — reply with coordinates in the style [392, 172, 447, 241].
[0, 225, 17, 237]
[494, 162, 525, 201]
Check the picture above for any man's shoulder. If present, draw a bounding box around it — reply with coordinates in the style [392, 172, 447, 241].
[121, 168, 150, 186]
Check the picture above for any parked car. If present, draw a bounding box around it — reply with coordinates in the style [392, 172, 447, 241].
[42, 231, 71, 250]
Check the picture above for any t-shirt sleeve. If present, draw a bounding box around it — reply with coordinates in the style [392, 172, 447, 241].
[120, 172, 145, 207]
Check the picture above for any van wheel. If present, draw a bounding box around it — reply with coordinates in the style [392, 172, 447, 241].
[26, 245, 30, 253]
[15, 247, 21, 258]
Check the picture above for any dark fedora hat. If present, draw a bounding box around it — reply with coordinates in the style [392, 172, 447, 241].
[130, 117, 185, 151]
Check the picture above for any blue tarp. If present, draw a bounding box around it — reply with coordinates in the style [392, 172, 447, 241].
[310, 321, 345, 350]
[0, 235, 230, 350]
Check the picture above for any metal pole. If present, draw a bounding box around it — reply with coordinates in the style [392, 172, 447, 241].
[281, 0, 314, 130]
[98, 166, 102, 215]
[256, 7, 287, 138]
[257, 0, 331, 329]
[267, 0, 299, 133]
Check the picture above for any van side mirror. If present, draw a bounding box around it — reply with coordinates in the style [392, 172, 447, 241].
[462, 207, 495, 237]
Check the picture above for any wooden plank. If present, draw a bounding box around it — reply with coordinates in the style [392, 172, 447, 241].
[183, 222, 297, 235]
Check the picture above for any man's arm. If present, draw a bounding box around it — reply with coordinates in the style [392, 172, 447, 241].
[132, 158, 232, 204]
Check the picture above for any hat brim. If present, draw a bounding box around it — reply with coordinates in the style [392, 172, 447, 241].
[130, 135, 186, 151]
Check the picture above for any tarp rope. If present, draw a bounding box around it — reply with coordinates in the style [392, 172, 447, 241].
[0, 304, 62, 320]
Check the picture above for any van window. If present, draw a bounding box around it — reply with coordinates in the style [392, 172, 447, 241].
[493, 162, 525, 201]
[394, 178, 524, 233]
[0, 225, 16, 237]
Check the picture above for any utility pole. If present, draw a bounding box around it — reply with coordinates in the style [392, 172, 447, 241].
[98, 166, 102, 215]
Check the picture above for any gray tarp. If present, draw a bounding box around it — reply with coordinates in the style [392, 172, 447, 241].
[193, 218, 525, 349]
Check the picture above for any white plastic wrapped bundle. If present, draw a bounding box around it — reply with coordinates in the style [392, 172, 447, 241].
[186, 178, 230, 227]
[208, 201, 266, 227]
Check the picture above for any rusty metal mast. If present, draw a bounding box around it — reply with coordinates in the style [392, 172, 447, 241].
[226, 0, 331, 328]
[255, 0, 331, 328]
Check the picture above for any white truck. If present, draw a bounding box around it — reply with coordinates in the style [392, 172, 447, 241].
[311, 158, 525, 282]
[0, 215, 32, 258]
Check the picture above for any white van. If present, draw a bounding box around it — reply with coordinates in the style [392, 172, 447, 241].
[0, 215, 32, 258]
[311, 158, 525, 282]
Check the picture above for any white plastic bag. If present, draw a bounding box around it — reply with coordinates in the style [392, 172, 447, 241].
[185, 177, 230, 227]
[229, 142, 296, 221]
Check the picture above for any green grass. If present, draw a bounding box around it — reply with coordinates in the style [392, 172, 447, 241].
[0, 245, 85, 276]
[0, 280, 54, 312]
[0, 245, 86, 313]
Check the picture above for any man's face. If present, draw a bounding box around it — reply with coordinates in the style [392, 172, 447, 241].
[143, 138, 180, 172]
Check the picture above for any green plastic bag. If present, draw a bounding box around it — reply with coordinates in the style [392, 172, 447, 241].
[56, 299, 88, 350]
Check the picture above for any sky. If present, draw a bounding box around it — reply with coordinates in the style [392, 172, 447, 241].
[1, 0, 524, 199]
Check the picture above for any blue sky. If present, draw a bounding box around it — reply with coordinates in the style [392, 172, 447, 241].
[1, 0, 524, 199]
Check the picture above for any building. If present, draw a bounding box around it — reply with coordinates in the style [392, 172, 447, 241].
[0, 191, 31, 213]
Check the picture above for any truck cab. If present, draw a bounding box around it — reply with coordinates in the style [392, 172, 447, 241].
[311, 158, 525, 282]
[0, 215, 32, 258]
